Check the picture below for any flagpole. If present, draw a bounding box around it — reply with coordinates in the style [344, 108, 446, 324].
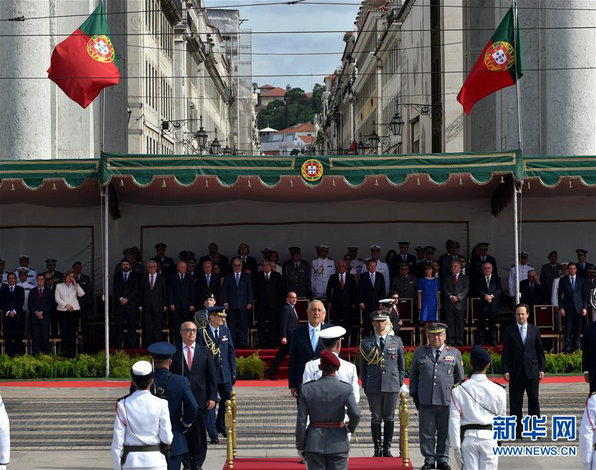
[512, 0, 522, 303]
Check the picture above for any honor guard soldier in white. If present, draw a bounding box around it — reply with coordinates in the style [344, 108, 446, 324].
[111, 360, 173, 470]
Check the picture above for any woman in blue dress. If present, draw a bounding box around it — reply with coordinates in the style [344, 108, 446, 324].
[418, 264, 441, 324]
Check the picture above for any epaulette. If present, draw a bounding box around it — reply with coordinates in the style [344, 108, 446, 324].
[115, 393, 131, 410]
[452, 381, 463, 388]
[489, 380, 506, 389]
[339, 379, 350, 385]
[303, 379, 316, 386]
[591, 391, 596, 396]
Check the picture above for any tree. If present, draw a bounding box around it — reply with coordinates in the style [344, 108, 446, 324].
[256, 84, 325, 130]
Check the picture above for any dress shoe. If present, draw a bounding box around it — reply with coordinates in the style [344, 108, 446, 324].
[210, 436, 219, 444]
[437, 463, 451, 470]
[218, 427, 228, 438]
[421, 463, 435, 470]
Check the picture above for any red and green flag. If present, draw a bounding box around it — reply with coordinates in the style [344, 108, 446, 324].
[47, 2, 120, 109]
[457, 7, 522, 115]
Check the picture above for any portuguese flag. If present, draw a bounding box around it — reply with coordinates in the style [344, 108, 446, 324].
[48, 2, 120, 109]
[457, 7, 522, 115]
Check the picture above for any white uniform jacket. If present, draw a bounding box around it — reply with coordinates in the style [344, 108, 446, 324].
[111, 390, 173, 470]
[0, 395, 10, 470]
[302, 353, 360, 403]
[580, 393, 596, 470]
[311, 257, 336, 298]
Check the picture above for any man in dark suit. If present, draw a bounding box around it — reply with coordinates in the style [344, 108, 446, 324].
[558, 262, 589, 353]
[288, 299, 330, 399]
[520, 269, 547, 320]
[469, 242, 498, 281]
[253, 260, 285, 347]
[139, 260, 168, 347]
[222, 258, 254, 348]
[0, 272, 25, 356]
[268, 291, 300, 380]
[438, 240, 461, 282]
[502, 303, 546, 439]
[169, 260, 197, 344]
[576, 249, 595, 277]
[196, 260, 221, 304]
[326, 260, 358, 344]
[474, 261, 501, 346]
[282, 247, 311, 299]
[146, 342, 198, 470]
[199, 242, 230, 276]
[28, 273, 55, 354]
[539, 250, 561, 296]
[171, 321, 217, 470]
[358, 259, 386, 337]
[236, 242, 258, 274]
[151, 242, 175, 278]
[113, 259, 140, 349]
[198, 307, 236, 443]
[72, 261, 92, 321]
[442, 259, 469, 346]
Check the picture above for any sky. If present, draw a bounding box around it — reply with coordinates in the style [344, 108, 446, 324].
[206, 0, 361, 92]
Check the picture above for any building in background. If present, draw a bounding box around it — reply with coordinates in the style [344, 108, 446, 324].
[0, 0, 256, 160]
[316, 0, 596, 157]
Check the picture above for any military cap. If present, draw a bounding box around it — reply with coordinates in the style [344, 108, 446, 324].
[205, 293, 216, 301]
[315, 245, 329, 250]
[398, 242, 410, 247]
[155, 242, 167, 249]
[470, 345, 491, 365]
[19, 254, 30, 260]
[398, 262, 410, 269]
[147, 342, 177, 360]
[370, 244, 382, 251]
[45, 259, 57, 264]
[370, 310, 390, 321]
[478, 243, 490, 248]
[560, 262, 569, 268]
[378, 298, 395, 307]
[178, 250, 189, 259]
[319, 325, 346, 340]
[577, 249, 588, 255]
[347, 245, 358, 250]
[0, 258, 5, 263]
[426, 322, 448, 334]
[520, 251, 529, 257]
[207, 306, 227, 317]
[289, 246, 301, 254]
[131, 360, 154, 379]
[320, 350, 340, 369]
[415, 246, 424, 252]
[548, 251, 558, 257]
[446, 240, 460, 248]
[424, 246, 436, 254]
[17, 268, 28, 274]
[187, 258, 197, 267]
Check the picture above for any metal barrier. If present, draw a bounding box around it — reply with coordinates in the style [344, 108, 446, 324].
[225, 399, 234, 468]
[231, 390, 238, 457]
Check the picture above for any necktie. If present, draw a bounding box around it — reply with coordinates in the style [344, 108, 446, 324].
[242, 257, 246, 263]
[530, 282, 534, 293]
[379, 336, 385, 351]
[186, 345, 193, 368]
[206, 274, 211, 285]
[571, 277, 576, 290]
[266, 273, 270, 281]
[214, 328, 219, 343]
[482, 256, 486, 262]
[236, 273, 240, 286]
[180, 274, 184, 281]
[435, 349, 440, 362]
[403, 276, 407, 283]
[552, 265, 557, 276]
[486, 276, 490, 289]
[295, 263, 299, 270]
[311, 328, 319, 352]
[150, 275, 154, 290]
[124, 273, 128, 281]
[10, 287, 13, 294]
[402, 255, 406, 262]
[371, 273, 375, 286]
[454, 274, 458, 285]
[292, 306, 298, 319]
[39, 288, 43, 299]
[520, 325, 526, 345]
[340, 274, 344, 288]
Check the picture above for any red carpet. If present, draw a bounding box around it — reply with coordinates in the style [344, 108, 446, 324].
[223, 457, 413, 469]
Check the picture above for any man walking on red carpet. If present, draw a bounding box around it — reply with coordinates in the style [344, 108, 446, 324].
[296, 350, 360, 470]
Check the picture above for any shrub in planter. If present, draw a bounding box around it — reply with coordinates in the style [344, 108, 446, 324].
[236, 352, 266, 380]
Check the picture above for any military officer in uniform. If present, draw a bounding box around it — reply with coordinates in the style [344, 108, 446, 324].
[347, 246, 364, 273]
[580, 391, 596, 469]
[360, 310, 406, 457]
[0, 390, 9, 470]
[410, 322, 464, 470]
[391, 263, 418, 300]
[194, 294, 217, 329]
[146, 342, 198, 470]
[112, 360, 173, 470]
[311, 245, 335, 299]
[449, 346, 506, 470]
[302, 325, 359, 403]
[283, 247, 311, 299]
[296, 350, 361, 470]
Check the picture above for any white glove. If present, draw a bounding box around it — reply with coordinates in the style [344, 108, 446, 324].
[453, 448, 464, 469]
[399, 383, 409, 394]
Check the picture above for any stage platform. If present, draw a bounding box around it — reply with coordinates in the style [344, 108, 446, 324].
[223, 457, 413, 469]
